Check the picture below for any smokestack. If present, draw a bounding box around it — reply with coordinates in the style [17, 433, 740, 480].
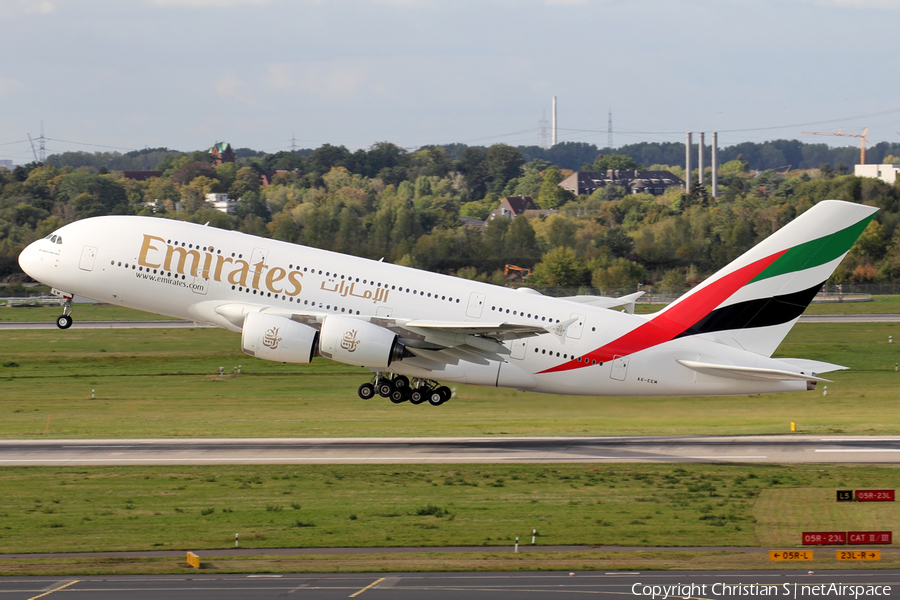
[551, 96, 557, 147]
[711, 132, 718, 198]
[685, 132, 692, 191]
[698, 132, 705, 190]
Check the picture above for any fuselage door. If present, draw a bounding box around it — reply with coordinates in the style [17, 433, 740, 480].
[610, 355, 629, 381]
[510, 338, 527, 360]
[466, 292, 485, 318]
[567, 313, 586, 339]
[78, 246, 98, 271]
[191, 276, 208, 295]
[250, 247, 269, 278]
[376, 306, 393, 318]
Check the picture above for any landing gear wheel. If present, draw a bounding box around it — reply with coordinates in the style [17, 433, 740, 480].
[437, 386, 451, 403]
[428, 390, 444, 406]
[409, 389, 425, 405]
[392, 375, 409, 390]
[56, 315, 73, 329]
[376, 380, 393, 397]
[357, 383, 375, 400]
[390, 389, 407, 404]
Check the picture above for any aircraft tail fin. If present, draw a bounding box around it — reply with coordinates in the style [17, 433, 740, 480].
[652, 200, 877, 356]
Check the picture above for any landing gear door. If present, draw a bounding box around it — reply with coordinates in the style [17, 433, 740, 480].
[79, 246, 97, 271]
[610, 355, 629, 381]
[466, 292, 485, 318]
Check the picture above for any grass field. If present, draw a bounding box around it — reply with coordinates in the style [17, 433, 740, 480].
[0, 303, 173, 322]
[2, 322, 900, 437]
[1, 463, 897, 556]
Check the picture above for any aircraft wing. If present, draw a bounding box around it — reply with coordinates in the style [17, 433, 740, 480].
[557, 291, 645, 314]
[213, 302, 549, 369]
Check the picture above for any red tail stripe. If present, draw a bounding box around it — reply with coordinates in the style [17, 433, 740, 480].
[539, 249, 788, 374]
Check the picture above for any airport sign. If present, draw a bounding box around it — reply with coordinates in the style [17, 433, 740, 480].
[837, 550, 881, 561]
[802, 531, 847, 545]
[770, 550, 813, 561]
[848, 531, 892, 544]
[854, 490, 894, 502]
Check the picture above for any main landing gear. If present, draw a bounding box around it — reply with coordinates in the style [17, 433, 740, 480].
[357, 373, 451, 406]
[56, 297, 73, 329]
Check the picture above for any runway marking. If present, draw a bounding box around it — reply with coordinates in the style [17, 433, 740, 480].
[349, 577, 385, 597]
[28, 580, 78, 600]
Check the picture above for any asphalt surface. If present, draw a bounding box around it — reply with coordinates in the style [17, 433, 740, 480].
[2, 571, 899, 599]
[0, 320, 213, 329]
[2, 435, 900, 465]
[797, 314, 900, 323]
[1, 313, 899, 330]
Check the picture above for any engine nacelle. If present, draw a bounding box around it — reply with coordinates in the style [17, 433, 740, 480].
[241, 312, 318, 364]
[318, 315, 403, 368]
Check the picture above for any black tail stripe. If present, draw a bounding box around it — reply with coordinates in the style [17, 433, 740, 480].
[675, 281, 824, 338]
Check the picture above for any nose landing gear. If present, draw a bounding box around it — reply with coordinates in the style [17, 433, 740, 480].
[56, 296, 73, 329]
[356, 373, 451, 406]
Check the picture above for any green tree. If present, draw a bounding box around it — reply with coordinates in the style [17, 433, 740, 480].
[483, 144, 524, 195]
[530, 247, 588, 287]
[589, 153, 637, 171]
[537, 166, 573, 209]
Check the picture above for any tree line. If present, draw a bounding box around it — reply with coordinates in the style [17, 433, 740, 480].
[3, 140, 900, 295]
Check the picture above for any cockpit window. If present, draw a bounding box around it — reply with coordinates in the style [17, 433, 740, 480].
[50, 235, 57, 243]
[56, 236, 62, 244]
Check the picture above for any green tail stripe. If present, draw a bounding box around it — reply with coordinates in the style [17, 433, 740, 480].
[749, 212, 876, 284]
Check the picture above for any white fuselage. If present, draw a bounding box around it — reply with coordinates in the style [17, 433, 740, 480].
[18, 216, 808, 397]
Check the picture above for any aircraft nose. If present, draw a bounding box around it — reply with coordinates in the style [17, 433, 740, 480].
[18, 240, 43, 280]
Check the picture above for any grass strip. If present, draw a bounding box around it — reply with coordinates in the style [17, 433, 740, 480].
[1, 464, 898, 555]
[3, 322, 900, 437]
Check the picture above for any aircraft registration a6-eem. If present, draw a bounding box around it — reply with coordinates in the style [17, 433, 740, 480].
[18, 199, 875, 406]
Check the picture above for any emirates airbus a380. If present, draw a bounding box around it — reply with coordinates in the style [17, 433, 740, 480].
[17, 199, 874, 406]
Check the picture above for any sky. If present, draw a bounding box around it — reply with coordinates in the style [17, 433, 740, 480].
[1, 0, 899, 163]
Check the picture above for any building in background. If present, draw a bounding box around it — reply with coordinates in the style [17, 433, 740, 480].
[206, 193, 236, 214]
[855, 163, 900, 185]
[209, 142, 235, 165]
[0, 159, 13, 170]
[559, 170, 684, 197]
[488, 196, 557, 221]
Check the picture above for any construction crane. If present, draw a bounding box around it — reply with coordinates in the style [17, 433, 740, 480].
[801, 127, 869, 164]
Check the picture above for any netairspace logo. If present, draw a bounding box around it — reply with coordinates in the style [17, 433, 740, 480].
[630, 582, 892, 599]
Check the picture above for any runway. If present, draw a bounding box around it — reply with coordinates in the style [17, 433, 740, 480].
[0, 320, 213, 330]
[2, 435, 900, 465]
[1, 313, 899, 330]
[2, 571, 899, 600]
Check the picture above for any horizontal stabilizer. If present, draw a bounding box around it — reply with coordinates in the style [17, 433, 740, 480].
[778, 358, 848, 375]
[676, 359, 831, 382]
[559, 291, 645, 313]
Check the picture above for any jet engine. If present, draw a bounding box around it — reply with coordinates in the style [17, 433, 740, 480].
[318, 315, 404, 368]
[241, 312, 318, 364]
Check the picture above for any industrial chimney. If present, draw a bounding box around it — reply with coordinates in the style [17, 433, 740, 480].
[552, 96, 557, 147]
